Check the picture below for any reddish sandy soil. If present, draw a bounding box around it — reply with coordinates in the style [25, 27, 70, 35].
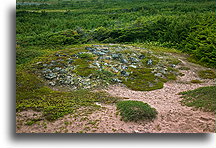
[16, 54, 215, 133]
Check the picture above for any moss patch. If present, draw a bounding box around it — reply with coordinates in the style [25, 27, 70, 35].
[179, 85, 216, 112]
[198, 70, 215, 79]
[116, 100, 157, 122]
[190, 79, 203, 84]
[123, 68, 163, 91]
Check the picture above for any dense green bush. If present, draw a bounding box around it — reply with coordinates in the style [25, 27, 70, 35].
[16, 0, 216, 67]
[116, 100, 157, 122]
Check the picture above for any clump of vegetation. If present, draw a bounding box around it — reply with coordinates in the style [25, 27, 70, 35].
[116, 100, 157, 122]
[190, 80, 202, 84]
[179, 86, 216, 112]
[123, 68, 163, 91]
[198, 70, 215, 79]
[178, 66, 190, 70]
[25, 119, 42, 126]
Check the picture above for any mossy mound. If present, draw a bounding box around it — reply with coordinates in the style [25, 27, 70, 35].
[180, 86, 216, 112]
[33, 44, 181, 91]
[198, 70, 216, 79]
[116, 100, 157, 122]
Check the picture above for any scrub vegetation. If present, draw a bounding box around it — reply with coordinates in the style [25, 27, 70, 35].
[16, 0, 216, 125]
[180, 86, 216, 112]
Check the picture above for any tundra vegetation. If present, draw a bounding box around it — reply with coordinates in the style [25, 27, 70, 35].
[16, 0, 215, 126]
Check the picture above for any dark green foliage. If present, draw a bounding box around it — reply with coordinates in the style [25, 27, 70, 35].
[16, 46, 43, 65]
[198, 70, 216, 79]
[116, 100, 157, 122]
[16, 0, 216, 67]
[180, 86, 216, 112]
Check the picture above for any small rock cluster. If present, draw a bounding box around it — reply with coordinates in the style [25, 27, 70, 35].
[34, 44, 180, 90]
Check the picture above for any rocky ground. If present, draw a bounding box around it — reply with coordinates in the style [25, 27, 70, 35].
[16, 44, 215, 133]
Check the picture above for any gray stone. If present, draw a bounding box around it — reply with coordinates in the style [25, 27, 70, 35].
[68, 58, 74, 64]
[147, 59, 153, 65]
[36, 62, 42, 65]
[93, 62, 100, 68]
[45, 73, 56, 80]
[95, 51, 106, 56]
[112, 78, 122, 83]
[120, 58, 128, 64]
[42, 68, 52, 74]
[43, 64, 48, 67]
[85, 47, 95, 52]
[59, 69, 67, 74]
[53, 67, 61, 72]
[171, 64, 176, 68]
[121, 71, 130, 76]
[154, 73, 163, 77]
[129, 65, 137, 68]
[111, 54, 120, 59]
[121, 65, 128, 69]
[112, 67, 119, 73]
[130, 57, 139, 63]
[92, 45, 100, 47]
[49, 81, 56, 86]
[105, 56, 111, 60]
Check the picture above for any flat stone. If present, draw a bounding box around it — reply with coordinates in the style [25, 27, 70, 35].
[112, 78, 122, 83]
[59, 69, 67, 74]
[45, 73, 56, 80]
[154, 73, 163, 77]
[93, 62, 100, 68]
[105, 56, 111, 60]
[129, 65, 137, 68]
[85, 47, 95, 52]
[121, 71, 130, 76]
[121, 65, 128, 69]
[111, 54, 120, 59]
[130, 57, 139, 63]
[112, 67, 119, 73]
[147, 59, 153, 65]
[120, 58, 128, 64]
[53, 67, 61, 72]
[42, 68, 52, 74]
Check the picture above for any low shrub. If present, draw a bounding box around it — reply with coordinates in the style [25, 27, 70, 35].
[198, 70, 215, 79]
[116, 100, 157, 122]
[179, 85, 216, 112]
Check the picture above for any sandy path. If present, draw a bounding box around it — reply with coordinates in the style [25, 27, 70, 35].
[16, 55, 215, 133]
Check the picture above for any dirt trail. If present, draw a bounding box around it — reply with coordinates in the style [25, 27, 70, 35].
[16, 54, 215, 133]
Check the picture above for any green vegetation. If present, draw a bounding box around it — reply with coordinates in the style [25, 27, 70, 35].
[16, 69, 121, 121]
[190, 80, 203, 84]
[16, 0, 216, 122]
[178, 66, 190, 70]
[123, 68, 164, 91]
[16, 0, 216, 67]
[198, 70, 216, 79]
[116, 100, 157, 122]
[179, 86, 216, 112]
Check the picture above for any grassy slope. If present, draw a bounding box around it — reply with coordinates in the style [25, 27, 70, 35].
[180, 86, 216, 112]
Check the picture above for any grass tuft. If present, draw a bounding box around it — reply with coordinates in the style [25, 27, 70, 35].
[116, 100, 157, 122]
[179, 85, 216, 112]
[198, 70, 215, 79]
